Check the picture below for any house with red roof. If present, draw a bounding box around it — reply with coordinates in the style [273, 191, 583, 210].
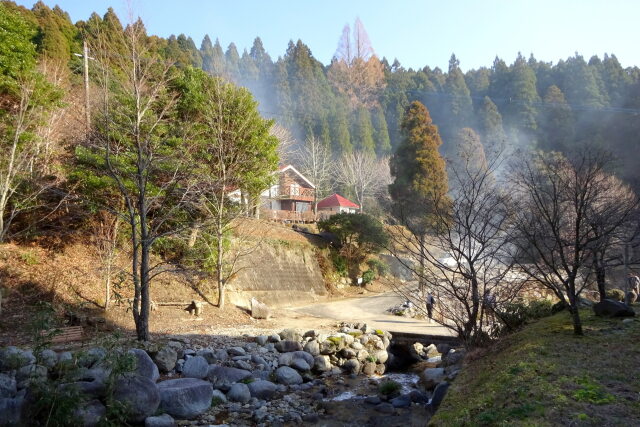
[317, 193, 360, 218]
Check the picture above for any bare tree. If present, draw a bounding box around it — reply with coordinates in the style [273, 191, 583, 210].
[328, 18, 385, 108]
[585, 174, 638, 300]
[0, 75, 61, 242]
[91, 210, 121, 310]
[270, 123, 296, 165]
[509, 148, 633, 335]
[333, 151, 389, 212]
[388, 145, 520, 344]
[294, 136, 332, 213]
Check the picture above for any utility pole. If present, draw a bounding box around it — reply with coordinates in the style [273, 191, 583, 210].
[83, 38, 90, 133]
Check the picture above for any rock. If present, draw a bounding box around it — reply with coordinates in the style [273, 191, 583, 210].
[356, 349, 370, 362]
[57, 351, 73, 365]
[430, 381, 450, 407]
[247, 380, 277, 400]
[251, 298, 271, 319]
[206, 365, 252, 389]
[38, 349, 58, 369]
[113, 375, 160, 423]
[79, 348, 106, 368]
[303, 340, 320, 356]
[374, 402, 395, 414]
[256, 335, 268, 346]
[235, 360, 252, 370]
[442, 349, 465, 367]
[275, 366, 303, 385]
[302, 413, 320, 423]
[227, 347, 246, 356]
[375, 363, 386, 375]
[342, 359, 360, 374]
[279, 329, 302, 342]
[373, 350, 388, 364]
[145, 413, 176, 427]
[409, 390, 430, 403]
[268, 334, 281, 343]
[129, 349, 160, 382]
[197, 348, 228, 364]
[167, 341, 184, 359]
[153, 347, 177, 373]
[158, 378, 213, 419]
[0, 347, 33, 370]
[593, 299, 636, 317]
[365, 395, 381, 405]
[74, 399, 106, 427]
[0, 373, 16, 398]
[0, 396, 23, 425]
[275, 340, 302, 353]
[419, 368, 446, 390]
[291, 358, 310, 372]
[362, 361, 376, 376]
[291, 351, 314, 366]
[391, 394, 412, 408]
[340, 348, 357, 359]
[625, 291, 638, 305]
[437, 343, 452, 355]
[313, 355, 331, 372]
[227, 383, 251, 403]
[251, 354, 268, 367]
[211, 389, 227, 404]
[182, 356, 209, 379]
[16, 364, 47, 384]
[424, 344, 439, 358]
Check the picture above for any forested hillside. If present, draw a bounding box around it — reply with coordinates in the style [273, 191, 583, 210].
[5, 3, 640, 188]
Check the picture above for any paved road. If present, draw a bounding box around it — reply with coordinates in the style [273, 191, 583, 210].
[287, 290, 453, 336]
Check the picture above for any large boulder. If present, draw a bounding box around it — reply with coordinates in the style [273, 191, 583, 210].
[313, 356, 331, 372]
[275, 366, 303, 385]
[73, 399, 106, 427]
[279, 329, 302, 342]
[303, 340, 320, 356]
[275, 340, 302, 353]
[0, 373, 16, 398]
[251, 298, 271, 319]
[145, 414, 176, 427]
[419, 368, 446, 390]
[129, 349, 160, 382]
[153, 347, 178, 373]
[342, 359, 360, 374]
[206, 365, 251, 389]
[0, 396, 24, 426]
[158, 378, 213, 419]
[247, 380, 277, 400]
[181, 356, 209, 379]
[113, 375, 160, 423]
[0, 347, 34, 371]
[226, 383, 251, 403]
[593, 299, 635, 317]
[430, 381, 450, 407]
[291, 358, 311, 372]
[38, 349, 58, 369]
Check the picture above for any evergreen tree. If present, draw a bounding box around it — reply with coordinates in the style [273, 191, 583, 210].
[353, 106, 375, 154]
[443, 54, 473, 133]
[389, 101, 448, 226]
[477, 96, 506, 149]
[225, 42, 240, 79]
[372, 106, 391, 155]
[334, 109, 353, 155]
[539, 85, 574, 152]
[503, 53, 540, 135]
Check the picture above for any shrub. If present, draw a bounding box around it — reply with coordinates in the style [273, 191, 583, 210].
[330, 252, 348, 277]
[378, 380, 401, 396]
[362, 269, 375, 284]
[365, 355, 378, 363]
[605, 288, 625, 302]
[367, 258, 389, 277]
[494, 299, 554, 335]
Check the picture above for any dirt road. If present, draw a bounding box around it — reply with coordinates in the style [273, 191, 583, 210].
[284, 290, 452, 336]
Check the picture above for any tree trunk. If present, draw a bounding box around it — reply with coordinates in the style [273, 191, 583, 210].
[570, 304, 583, 335]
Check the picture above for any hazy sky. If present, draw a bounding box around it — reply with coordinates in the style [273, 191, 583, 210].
[15, 0, 640, 71]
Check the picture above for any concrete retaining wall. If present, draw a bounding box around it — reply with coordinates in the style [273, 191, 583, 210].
[227, 241, 327, 309]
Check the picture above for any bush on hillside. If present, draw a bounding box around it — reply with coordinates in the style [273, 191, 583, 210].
[605, 288, 625, 302]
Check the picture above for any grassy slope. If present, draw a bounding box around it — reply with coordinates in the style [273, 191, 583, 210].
[430, 308, 640, 426]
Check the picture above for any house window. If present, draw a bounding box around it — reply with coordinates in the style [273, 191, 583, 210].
[290, 183, 300, 196]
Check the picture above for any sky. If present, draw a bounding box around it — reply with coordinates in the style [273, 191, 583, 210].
[15, 0, 640, 71]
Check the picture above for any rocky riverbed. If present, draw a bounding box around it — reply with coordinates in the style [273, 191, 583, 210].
[0, 322, 463, 426]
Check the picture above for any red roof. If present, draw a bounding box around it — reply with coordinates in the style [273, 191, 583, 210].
[317, 193, 360, 209]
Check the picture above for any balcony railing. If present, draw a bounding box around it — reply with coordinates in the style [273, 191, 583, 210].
[276, 186, 315, 202]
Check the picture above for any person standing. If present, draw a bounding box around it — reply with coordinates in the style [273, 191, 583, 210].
[628, 272, 640, 294]
[426, 292, 435, 322]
